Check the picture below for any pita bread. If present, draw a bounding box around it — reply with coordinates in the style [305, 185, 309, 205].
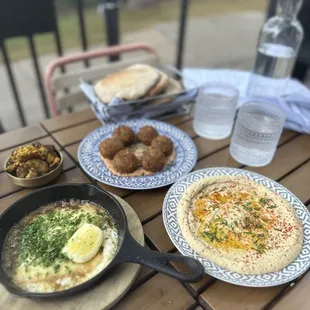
[150, 78, 184, 105]
[94, 64, 159, 104]
[145, 71, 169, 97]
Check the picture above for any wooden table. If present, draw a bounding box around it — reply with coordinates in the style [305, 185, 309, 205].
[0, 109, 309, 310]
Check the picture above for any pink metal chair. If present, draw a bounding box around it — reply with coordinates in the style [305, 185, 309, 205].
[44, 43, 158, 116]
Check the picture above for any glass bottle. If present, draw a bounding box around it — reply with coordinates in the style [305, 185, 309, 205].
[247, 0, 304, 98]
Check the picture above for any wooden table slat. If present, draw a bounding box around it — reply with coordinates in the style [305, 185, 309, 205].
[278, 130, 299, 145]
[41, 108, 96, 133]
[0, 125, 47, 151]
[144, 215, 175, 252]
[52, 119, 102, 146]
[125, 187, 167, 223]
[247, 135, 310, 180]
[62, 152, 76, 171]
[0, 168, 90, 215]
[273, 271, 310, 310]
[199, 282, 286, 310]
[130, 266, 156, 291]
[196, 136, 230, 159]
[171, 252, 214, 297]
[194, 130, 299, 172]
[194, 147, 239, 171]
[0, 173, 21, 198]
[166, 115, 192, 125]
[281, 160, 310, 203]
[65, 142, 80, 161]
[177, 121, 196, 138]
[115, 273, 195, 310]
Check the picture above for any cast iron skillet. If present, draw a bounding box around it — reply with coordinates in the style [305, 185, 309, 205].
[0, 183, 204, 299]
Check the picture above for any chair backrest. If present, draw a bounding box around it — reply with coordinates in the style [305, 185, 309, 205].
[44, 43, 159, 116]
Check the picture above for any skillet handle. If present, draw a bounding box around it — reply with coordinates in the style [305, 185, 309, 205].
[114, 232, 204, 283]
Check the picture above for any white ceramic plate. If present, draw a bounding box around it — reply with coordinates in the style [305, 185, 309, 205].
[163, 167, 310, 287]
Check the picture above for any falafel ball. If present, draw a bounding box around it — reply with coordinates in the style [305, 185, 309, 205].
[112, 149, 139, 173]
[113, 125, 136, 146]
[141, 148, 166, 172]
[137, 126, 158, 145]
[151, 136, 173, 156]
[99, 138, 124, 159]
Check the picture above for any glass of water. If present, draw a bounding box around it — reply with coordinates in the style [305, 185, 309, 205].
[193, 83, 239, 140]
[229, 102, 286, 167]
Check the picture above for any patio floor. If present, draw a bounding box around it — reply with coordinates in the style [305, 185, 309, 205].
[0, 11, 264, 132]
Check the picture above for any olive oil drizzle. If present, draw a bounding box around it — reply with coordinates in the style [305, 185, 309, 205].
[193, 185, 280, 254]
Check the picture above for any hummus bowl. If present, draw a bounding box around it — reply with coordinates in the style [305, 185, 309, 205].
[163, 167, 310, 287]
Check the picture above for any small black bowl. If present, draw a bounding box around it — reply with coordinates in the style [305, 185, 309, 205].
[0, 183, 204, 299]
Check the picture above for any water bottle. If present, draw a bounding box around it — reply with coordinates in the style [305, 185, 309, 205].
[247, 0, 304, 98]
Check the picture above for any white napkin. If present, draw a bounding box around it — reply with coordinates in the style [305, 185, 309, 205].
[182, 68, 310, 134]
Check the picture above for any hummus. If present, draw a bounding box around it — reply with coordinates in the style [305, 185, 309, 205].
[177, 176, 303, 274]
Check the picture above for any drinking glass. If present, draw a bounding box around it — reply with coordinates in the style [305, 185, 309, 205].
[229, 102, 286, 167]
[193, 83, 239, 140]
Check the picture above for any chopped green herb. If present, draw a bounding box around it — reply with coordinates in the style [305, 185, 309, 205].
[267, 205, 277, 209]
[252, 243, 266, 254]
[53, 264, 60, 273]
[204, 231, 219, 242]
[17, 205, 114, 268]
[243, 205, 253, 211]
[244, 217, 251, 228]
[215, 218, 228, 226]
[259, 198, 271, 205]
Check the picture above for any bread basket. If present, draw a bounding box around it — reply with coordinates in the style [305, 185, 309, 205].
[80, 65, 198, 124]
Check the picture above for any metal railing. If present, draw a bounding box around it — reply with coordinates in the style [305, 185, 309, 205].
[0, 0, 64, 126]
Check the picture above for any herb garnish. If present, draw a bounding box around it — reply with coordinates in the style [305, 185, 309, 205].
[259, 197, 271, 205]
[18, 206, 113, 270]
[215, 218, 228, 226]
[204, 232, 219, 242]
[253, 244, 266, 254]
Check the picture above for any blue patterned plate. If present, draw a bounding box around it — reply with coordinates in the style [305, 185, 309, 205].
[78, 119, 197, 190]
[162, 167, 310, 287]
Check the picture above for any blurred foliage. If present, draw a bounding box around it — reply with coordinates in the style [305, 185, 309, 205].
[2, 0, 267, 62]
